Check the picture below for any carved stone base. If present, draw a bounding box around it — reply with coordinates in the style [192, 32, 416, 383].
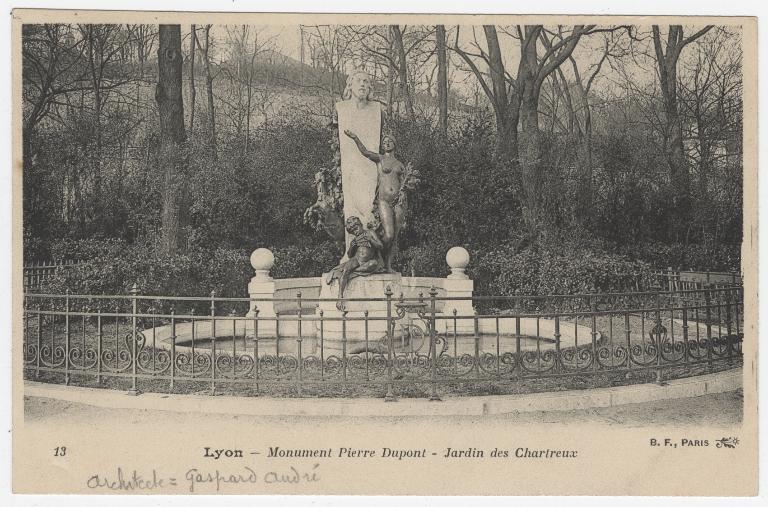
[317, 272, 402, 352]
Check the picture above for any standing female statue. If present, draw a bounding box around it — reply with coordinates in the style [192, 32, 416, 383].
[343, 130, 406, 273]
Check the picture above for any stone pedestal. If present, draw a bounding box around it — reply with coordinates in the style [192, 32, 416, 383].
[440, 278, 476, 333]
[317, 273, 401, 352]
[441, 246, 476, 333]
[246, 248, 278, 335]
[247, 277, 278, 335]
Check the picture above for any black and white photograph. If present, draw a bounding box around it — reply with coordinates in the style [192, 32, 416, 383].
[10, 8, 758, 497]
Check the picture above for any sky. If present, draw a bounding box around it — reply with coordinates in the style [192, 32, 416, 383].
[196, 23, 741, 103]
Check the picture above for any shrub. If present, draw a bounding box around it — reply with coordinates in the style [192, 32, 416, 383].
[470, 243, 654, 297]
[623, 241, 740, 272]
[49, 237, 128, 262]
[270, 241, 343, 279]
[396, 241, 455, 278]
[45, 247, 247, 295]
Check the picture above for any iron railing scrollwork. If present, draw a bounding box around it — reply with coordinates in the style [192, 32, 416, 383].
[22, 284, 744, 400]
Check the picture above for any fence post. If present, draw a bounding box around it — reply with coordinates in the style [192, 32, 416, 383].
[127, 283, 141, 395]
[341, 309, 348, 395]
[33, 300, 41, 379]
[590, 296, 598, 372]
[316, 308, 322, 385]
[624, 312, 632, 377]
[64, 289, 71, 386]
[554, 316, 561, 374]
[96, 303, 103, 384]
[253, 308, 260, 395]
[704, 285, 713, 373]
[681, 297, 689, 370]
[429, 286, 441, 402]
[654, 290, 665, 385]
[170, 308, 176, 391]
[296, 291, 303, 397]
[384, 286, 396, 402]
[724, 288, 733, 364]
[474, 313, 481, 378]
[210, 290, 217, 395]
[734, 287, 742, 348]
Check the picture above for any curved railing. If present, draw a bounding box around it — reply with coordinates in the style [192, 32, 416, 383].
[22, 286, 744, 400]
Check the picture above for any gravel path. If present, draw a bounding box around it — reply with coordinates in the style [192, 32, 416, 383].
[24, 389, 742, 427]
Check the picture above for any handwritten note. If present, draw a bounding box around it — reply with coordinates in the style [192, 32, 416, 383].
[86, 464, 321, 493]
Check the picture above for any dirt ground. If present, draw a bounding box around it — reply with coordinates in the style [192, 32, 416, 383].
[24, 389, 742, 427]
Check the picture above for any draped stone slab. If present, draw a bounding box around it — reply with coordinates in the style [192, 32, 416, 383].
[336, 99, 381, 253]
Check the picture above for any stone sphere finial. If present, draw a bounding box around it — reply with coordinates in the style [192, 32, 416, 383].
[446, 246, 470, 279]
[250, 248, 275, 281]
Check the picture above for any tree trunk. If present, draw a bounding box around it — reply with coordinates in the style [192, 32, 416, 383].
[391, 25, 416, 122]
[385, 30, 395, 122]
[156, 24, 187, 255]
[245, 73, 252, 155]
[197, 25, 217, 159]
[518, 26, 544, 233]
[652, 25, 712, 238]
[497, 106, 519, 162]
[436, 25, 448, 137]
[206, 71, 216, 157]
[189, 24, 196, 132]
[568, 58, 593, 224]
[86, 26, 103, 232]
[697, 115, 710, 196]
[553, 67, 576, 137]
[484, 26, 519, 159]
[662, 53, 689, 207]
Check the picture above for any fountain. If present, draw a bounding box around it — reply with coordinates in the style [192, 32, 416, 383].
[139, 65, 596, 365]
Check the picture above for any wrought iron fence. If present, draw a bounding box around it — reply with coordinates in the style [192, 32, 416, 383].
[22, 284, 744, 400]
[654, 269, 743, 292]
[23, 260, 80, 290]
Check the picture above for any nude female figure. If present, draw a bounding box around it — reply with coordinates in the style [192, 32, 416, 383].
[343, 130, 406, 273]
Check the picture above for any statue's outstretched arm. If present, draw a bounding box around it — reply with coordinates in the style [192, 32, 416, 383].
[344, 130, 381, 164]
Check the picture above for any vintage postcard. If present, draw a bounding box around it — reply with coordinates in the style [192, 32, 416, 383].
[11, 9, 758, 496]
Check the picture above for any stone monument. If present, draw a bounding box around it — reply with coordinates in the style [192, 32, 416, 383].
[247, 68, 476, 352]
[312, 68, 404, 349]
[336, 69, 381, 252]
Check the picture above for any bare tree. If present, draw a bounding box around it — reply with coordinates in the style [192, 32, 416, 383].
[453, 26, 517, 155]
[126, 24, 156, 116]
[454, 24, 610, 231]
[220, 26, 278, 154]
[543, 28, 631, 219]
[651, 24, 713, 224]
[156, 24, 187, 254]
[435, 24, 448, 136]
[23, 24, 140, 228]
[391, 25, 416, 122]
[189, 24, 197, 132]
[678, 28, 740, 199]
[22, 24, 88, 137]
[196, 24, 217, 158]
[303, 25, 353, 106]
[78, 24, 131, 229]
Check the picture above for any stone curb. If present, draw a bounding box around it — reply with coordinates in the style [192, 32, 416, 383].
[24, 368, 742, 417]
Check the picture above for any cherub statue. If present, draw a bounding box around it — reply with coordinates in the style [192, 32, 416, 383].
[325, 216, 385, 309]
[343, 130, 420, 272]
